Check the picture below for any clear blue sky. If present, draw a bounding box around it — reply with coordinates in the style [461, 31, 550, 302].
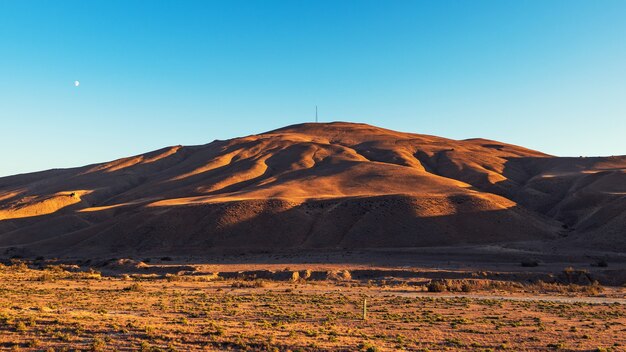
[1, 0, 625, 176]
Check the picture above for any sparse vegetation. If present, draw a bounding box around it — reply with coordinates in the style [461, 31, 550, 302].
[123, 282, 144, 292]
[0, 262, 622, 350]
[231, 279, 267, 288]
[427, 279, 447, 292]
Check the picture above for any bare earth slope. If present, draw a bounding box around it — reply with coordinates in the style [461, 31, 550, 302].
[0, 122, 624, 257]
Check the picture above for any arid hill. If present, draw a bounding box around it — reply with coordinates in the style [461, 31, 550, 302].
[0, 122, 624, 257]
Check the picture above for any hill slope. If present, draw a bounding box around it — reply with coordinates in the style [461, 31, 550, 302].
[0, 122, 624, 257]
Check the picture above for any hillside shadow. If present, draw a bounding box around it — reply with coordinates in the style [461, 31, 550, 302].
[4, 151, 623, 260]
[0, 191, 566, 261]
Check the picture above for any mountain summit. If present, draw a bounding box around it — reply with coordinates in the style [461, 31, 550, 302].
[1, 122, 625, 257]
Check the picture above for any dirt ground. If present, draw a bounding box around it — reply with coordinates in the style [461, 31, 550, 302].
[0, 256, 625, 351]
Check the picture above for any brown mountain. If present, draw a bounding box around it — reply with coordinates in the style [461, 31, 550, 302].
[0, 122, 624, 257]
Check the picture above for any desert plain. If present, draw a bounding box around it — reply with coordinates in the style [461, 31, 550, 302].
[0, 249, 624, 351]
[0, 122, 625, 351]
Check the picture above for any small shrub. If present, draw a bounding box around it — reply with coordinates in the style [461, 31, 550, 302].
[91, 337, 106, 351]
[548, 342, 565, 350]
[444, 338, 466, 347]
[37, 272, 57, 282]
[55, 331, 72, 341]
[326, 270, 352, 281]
[123, 283, 144, 292]
[427, 280, 447, 292]
[204, 322, 225, 336]
[165, 274, 182, 282]
[358, 342, 379, 352]
[26, 339, 41, 348]
[140, 341, 152, 352]
[584, 281, 603, 295]
[14, 321, 27, 332]
[231, 279, 266, 288]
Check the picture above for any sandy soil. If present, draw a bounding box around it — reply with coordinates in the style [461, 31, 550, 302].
[0, 261, 624, 351]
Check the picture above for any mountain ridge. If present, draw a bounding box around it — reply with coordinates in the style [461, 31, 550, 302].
[1, 122, 624, 257]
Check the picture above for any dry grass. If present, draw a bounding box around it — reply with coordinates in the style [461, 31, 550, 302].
[0, 263, 624, 351]
[425, 278, 605, 295]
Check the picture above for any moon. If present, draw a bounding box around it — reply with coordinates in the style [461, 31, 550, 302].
[74, 80, 80, 87]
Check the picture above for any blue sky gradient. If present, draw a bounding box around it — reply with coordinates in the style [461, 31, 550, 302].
[1, 0, 625, 176]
